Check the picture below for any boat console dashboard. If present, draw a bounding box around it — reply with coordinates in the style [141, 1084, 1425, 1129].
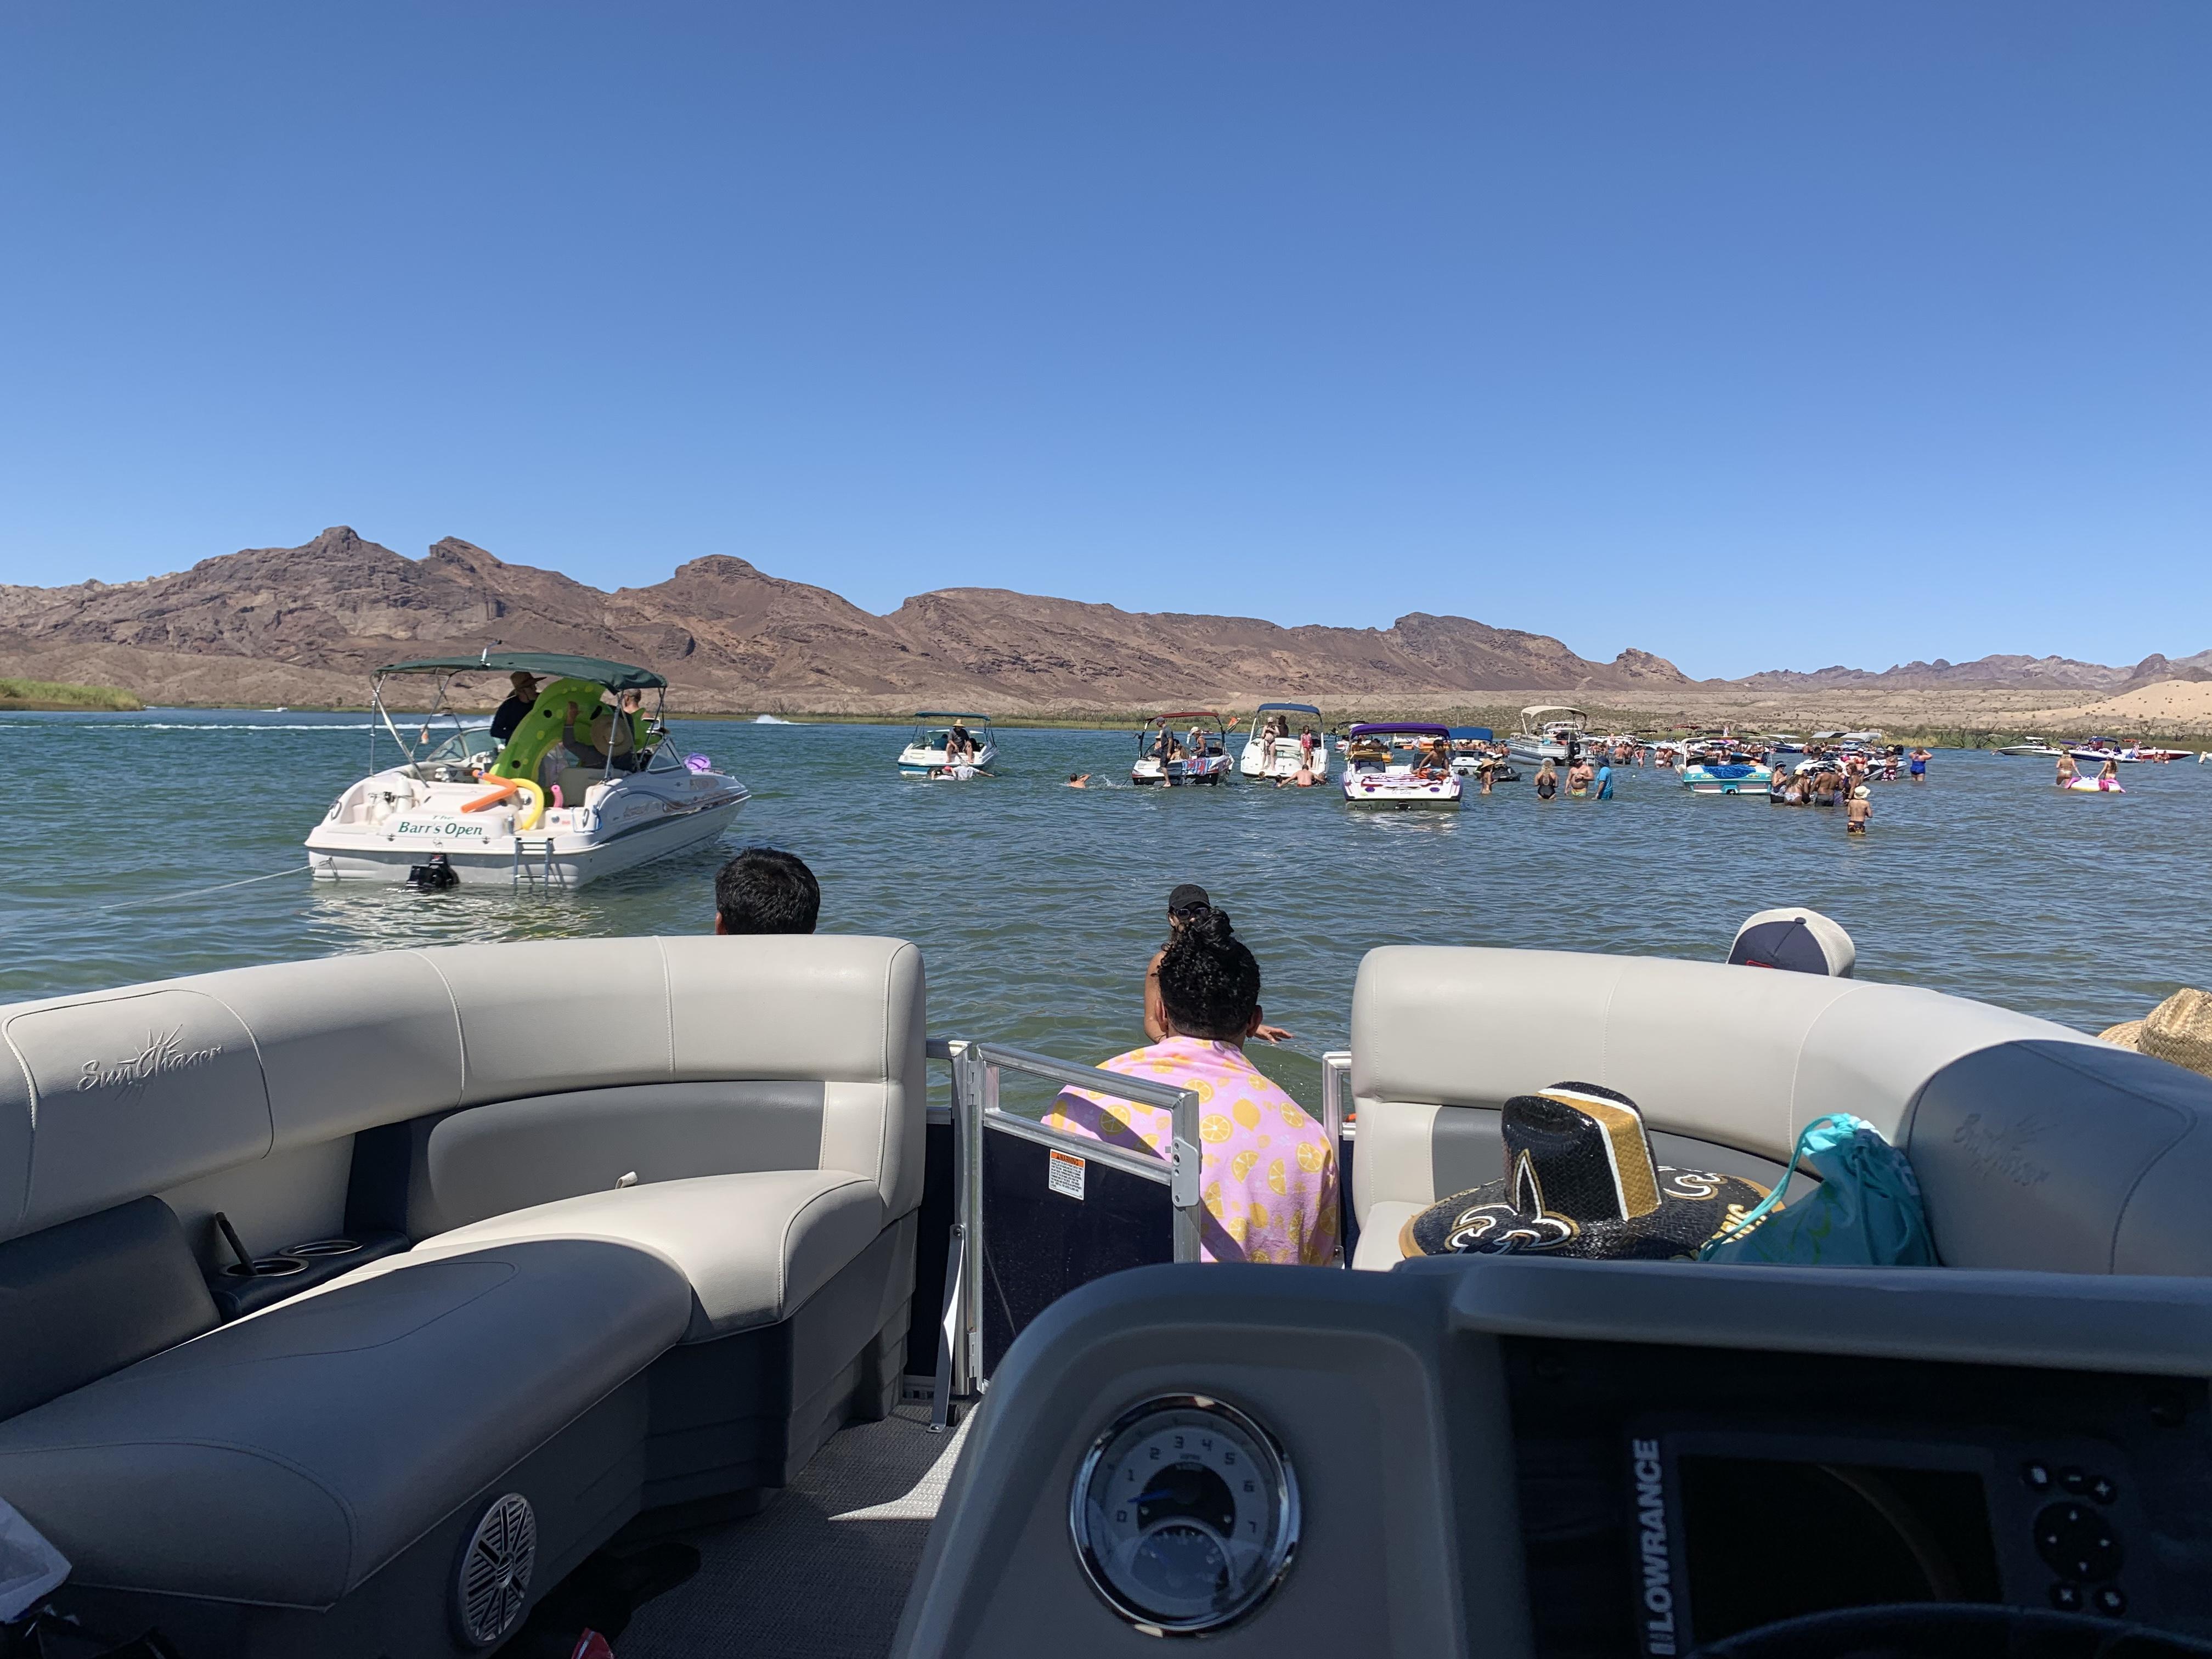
[893, 1258, 2212, 1658]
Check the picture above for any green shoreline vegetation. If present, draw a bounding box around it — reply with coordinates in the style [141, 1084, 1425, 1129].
[14, 691, 2203, 751]
[0, 677, 144, 712]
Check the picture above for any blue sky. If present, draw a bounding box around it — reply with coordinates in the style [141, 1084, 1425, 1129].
[0, 3, 2204, 679]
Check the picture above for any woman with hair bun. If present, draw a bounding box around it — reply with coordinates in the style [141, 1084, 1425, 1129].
[1047, 907, 1339, 1265]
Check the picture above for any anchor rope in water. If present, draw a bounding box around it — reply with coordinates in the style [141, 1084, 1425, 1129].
[98, 863, 314, 913]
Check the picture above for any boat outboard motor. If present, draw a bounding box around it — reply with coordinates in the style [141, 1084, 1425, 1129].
[1728, 906, 1855, 977]
[405, 851, 460, 892]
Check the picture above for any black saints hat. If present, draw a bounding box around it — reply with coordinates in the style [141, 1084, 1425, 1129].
[1401, 1082, 1770, 1261]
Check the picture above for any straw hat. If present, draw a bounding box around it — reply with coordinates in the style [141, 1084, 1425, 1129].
[2100, 989, 2212, 1080]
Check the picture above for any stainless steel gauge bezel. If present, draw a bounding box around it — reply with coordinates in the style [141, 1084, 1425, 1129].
[1068, 1392, 1301, 1637]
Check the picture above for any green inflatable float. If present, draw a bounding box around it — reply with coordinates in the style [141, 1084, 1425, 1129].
[488, 677, 653, 789]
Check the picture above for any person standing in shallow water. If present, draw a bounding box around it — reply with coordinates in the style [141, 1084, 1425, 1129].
[1049, 907, 1339, 1265]
[1534, 759, 1559, 800]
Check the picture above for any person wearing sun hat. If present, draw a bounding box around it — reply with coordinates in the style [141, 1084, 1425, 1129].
[2100, 989, 2212, 1081]
[488, 670, 541, 743]
[1401, 1081, 1770, 1261]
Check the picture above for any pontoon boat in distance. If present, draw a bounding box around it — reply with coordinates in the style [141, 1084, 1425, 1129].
[1508, 704, 1588, 764]
[1132, 712, 1233, 786]
[898, 713, 998, 776]
[304, 651, 748, 888]
[1238, 702, 1328, 781]
[1342, 721, 1463, 808]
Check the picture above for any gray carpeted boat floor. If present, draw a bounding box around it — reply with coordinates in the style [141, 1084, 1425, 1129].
[620, 1404, 972, 1658]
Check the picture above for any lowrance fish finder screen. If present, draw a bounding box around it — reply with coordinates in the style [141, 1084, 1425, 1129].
[1675, 1455, 2000, 1644]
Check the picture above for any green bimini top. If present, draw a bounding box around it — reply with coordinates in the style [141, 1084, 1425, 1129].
[375, 652, 667, 692]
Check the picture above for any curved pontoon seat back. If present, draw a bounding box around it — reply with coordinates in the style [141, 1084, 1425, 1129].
[1347, 946, 2212, 1276]
[0, 935, 926, 1652]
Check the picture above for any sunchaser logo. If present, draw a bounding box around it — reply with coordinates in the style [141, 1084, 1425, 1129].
[1630, 1438, 1677, 1655]
[77, 1027, 223, 1098]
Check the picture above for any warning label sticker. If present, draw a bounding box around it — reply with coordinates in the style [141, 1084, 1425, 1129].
[1047, 1148, 1086, 1201]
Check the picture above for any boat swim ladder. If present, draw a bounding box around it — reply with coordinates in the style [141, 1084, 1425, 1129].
[511, 834, 558, 890]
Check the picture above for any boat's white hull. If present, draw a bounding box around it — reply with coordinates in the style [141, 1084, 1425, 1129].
[1681, 764, 1773, 795]
[1507, 738, 1571, 765]
[1238, 737, 1329, 782]
[1343, 772, 1461, 809]
[1132, 754, 1232, 786]
[308, 797, 746, 888]
[899, 741, 997, 775]
[307, 762, 749, 889]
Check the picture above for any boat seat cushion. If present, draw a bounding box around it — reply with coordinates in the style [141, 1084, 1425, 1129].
[1352, 1201, 1420, 1272]
[397, 1169, 888, 1341]
[0, 1238, 689, 1608]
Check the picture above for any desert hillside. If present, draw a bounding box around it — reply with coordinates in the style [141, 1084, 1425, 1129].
[1, 526, 2203, 725]
[0, 527, 1693, 714]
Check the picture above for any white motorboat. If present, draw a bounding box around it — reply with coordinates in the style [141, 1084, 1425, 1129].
[1446, 725, 1506, 778]
[1507, 704, 1588, 764]
[898, 713, 998, 776]
[1998, 737, 2065, 757]
[1342, 721, 1462, 808]
[1132, 711, 1234, 786]
[1238, 701, 1329, 782]
[304, 651, 748, 889]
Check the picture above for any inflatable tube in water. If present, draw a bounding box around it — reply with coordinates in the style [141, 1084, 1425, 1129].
[2062, 777, 2124, 793]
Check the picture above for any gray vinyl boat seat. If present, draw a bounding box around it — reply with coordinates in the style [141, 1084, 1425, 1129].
[1348, 946, 2212, 1275]
[0, 934, 927, 1657]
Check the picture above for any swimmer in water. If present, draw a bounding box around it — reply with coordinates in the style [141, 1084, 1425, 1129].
[1534, 759, 1559, 800]
[1847, 784, 1872, 834]
[2056, 751, 2078, 787]
[1067, 773, 1090, 788]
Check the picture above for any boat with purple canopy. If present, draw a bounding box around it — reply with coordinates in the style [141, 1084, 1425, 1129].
[1341, 721, 1463, 809]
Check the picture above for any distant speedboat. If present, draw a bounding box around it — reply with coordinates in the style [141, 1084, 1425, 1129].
[306, 651, 747, 889]
[1998, 737, 2064, 757]
[1681, 759, 1774, 795]
[1133, 712, 1233, 786]
[1238, 702, 1328, 782]
[1342, 721, 1462, 809]
[899, 713, 997, 775]
[753, 714, 794, 725]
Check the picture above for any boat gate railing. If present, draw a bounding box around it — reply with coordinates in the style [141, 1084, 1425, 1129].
[916, 1039, 1358, 1429]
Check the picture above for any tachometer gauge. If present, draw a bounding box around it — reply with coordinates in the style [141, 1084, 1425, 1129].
[1069, 1394, 1299, 1635]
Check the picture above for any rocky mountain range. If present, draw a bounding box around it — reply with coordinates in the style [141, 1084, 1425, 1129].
[0, 526, 2202, 714]
[0, 527, 1695, 713]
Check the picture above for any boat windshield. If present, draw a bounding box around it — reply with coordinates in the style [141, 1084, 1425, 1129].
[419, 727, 501, 767]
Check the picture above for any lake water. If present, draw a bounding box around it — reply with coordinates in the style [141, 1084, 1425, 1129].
[5, 712, 2207, 1109]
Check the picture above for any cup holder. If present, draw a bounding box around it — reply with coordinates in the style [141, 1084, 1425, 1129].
[286, 1238, 364, 1259]
[223, 1255, 310, 1279]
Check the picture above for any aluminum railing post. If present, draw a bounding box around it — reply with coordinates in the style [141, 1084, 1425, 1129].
[1170, 1087, 1203, 1263]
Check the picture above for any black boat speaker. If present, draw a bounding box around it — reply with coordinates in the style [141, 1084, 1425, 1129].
[455, 1491, 537, 1648]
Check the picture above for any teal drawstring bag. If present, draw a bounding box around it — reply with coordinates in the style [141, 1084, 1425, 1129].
[1700, 1113, 1936, 1267]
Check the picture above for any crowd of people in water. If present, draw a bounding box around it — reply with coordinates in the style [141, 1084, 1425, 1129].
[713, 850, 1339, 1265]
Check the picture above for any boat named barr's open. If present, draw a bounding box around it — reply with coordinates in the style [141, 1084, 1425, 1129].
[304, 651, 748, 889]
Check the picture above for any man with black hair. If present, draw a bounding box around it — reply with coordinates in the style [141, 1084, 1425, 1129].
[712, 847, 820, 935]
